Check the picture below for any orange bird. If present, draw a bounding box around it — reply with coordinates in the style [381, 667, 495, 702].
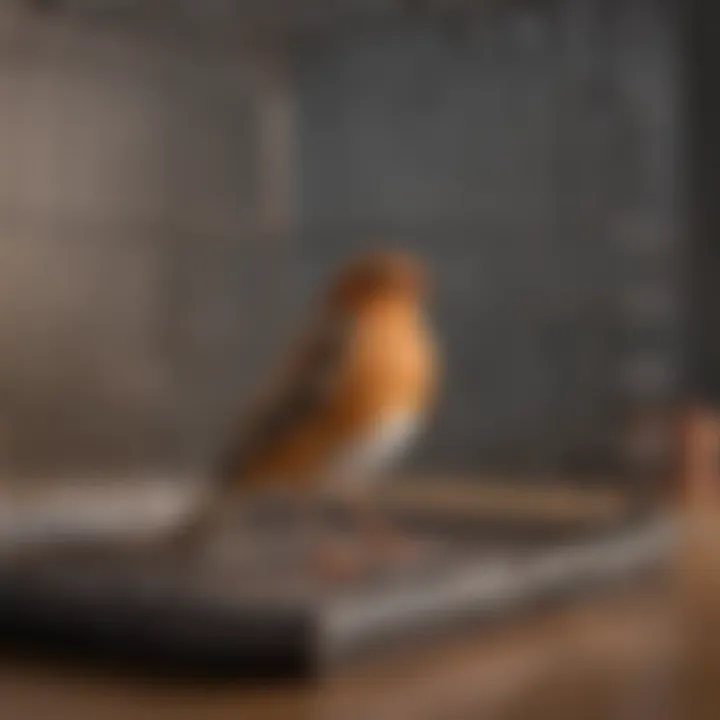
[175, 250, 440, 571]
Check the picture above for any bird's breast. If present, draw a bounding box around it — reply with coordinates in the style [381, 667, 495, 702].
[344, 306, 437, 419]
[322, 305, 437, 491]
[327, 408, 423, 491]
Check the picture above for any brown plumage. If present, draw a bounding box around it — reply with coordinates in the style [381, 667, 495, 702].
[175, 250, 440, 559]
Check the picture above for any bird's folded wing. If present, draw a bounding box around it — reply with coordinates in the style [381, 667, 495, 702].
[214, 309, 353, 484]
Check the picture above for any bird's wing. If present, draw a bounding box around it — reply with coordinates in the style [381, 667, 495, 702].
[214, 309, 352, 484]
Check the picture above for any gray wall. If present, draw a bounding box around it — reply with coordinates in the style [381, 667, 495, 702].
[0, 11, 283, 477]
[0, 0, 681, 481]
[295, 0, 682, 476]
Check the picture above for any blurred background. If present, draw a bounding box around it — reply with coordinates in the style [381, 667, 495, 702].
[1, 0, 718, 717]
[0, 0, 682, 487]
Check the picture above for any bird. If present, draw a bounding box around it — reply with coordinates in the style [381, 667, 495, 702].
[173, 249, 440, 577]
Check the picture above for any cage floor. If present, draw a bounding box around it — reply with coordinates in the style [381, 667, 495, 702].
[0, 484, 672, 677]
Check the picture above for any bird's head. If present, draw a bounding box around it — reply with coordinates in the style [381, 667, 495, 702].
[326, 250, 429, 311]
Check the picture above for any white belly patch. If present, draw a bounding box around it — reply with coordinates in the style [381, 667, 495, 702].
[326, 410, 422, 492]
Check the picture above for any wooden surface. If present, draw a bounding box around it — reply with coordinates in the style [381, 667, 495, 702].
[0, 477, 631, 548]
[681, 407, 720, 505]
[681, 509, 720, 720]
[0, 587, 670, 720]
[678, 407, 720, 717]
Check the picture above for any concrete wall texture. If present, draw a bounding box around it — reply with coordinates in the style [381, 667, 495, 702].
[0, 0, 680, 480]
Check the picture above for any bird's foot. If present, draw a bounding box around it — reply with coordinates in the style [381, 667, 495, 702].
[307, 527, 432, 583]
[377, 529, 415, 559]
[310, 539, 370, 584]
[367, 528, 434, 573]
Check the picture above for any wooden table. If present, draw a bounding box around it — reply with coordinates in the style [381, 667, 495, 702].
[0, 588, 670, 720]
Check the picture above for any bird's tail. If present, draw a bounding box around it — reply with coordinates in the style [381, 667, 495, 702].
[166, 430, 249, 553]
[166, 490, 234, 554]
